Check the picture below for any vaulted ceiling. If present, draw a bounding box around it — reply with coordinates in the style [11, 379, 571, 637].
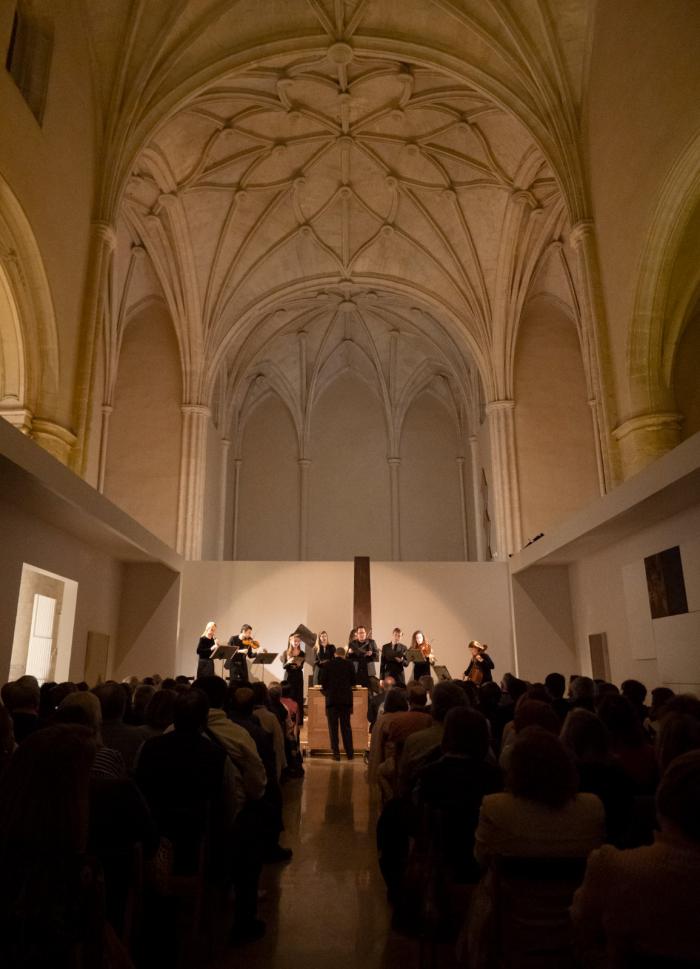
[91, 0, 590, 430]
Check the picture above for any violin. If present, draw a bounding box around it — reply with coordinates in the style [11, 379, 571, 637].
[241, 635, 260, 651]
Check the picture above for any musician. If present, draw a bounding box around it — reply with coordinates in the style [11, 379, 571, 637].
[196, 621, 219, 678]
[463, 640, 494, 684]
[380, 628, 409, 685]
[410, 629, 435, 680]
[313, 630, 336, 686]
[283, 634, 306, 725]
[348, 625, 378, 687]
[225, 623, 257, 684]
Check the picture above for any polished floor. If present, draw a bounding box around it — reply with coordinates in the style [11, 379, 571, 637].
[211, 757, 431, 969]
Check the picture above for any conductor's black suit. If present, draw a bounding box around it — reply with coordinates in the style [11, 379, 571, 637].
[319, 655, 356, 758]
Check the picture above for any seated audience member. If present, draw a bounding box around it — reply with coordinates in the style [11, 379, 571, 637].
[560, 708, 634, 846]
[38, 680, 57, 721]
[475, 727, 605, 864]
[1, 676, 41, 743]
[228, 686, 291, 864]
[620, 678, 649, 722]
[478, 681, 505, 751]
[141, 688, 177, 738]
[160, 677, 177, 691]
[569, 675, 595, 712]
[249, 681, 287, 780]
[597, 695, 658, 794]
[397, 681, 469, 798]
[93, 681, 147, 771]
[544, 672, 570, 722]
[129, 683, 156, 725]
[135, 690, 238, 876]
[385, 683, 432, 744]
[572, 750, 700, 966]
[0, 703, 14, 774]
[368, 687, 409, 784]
[499, 698, 561, 770]
[0, 725, 108, 968]
[55, 693, 158, 934]
[268, 683, 303, 778]
[368, 675, 397, 731]
[594, 681, 620, 707]
[56, 691, 126, 779]
[415, 707, 503, 883]
[418, 674, 434, 712]
[194, 677, 266, 804]
[644, 685, 675, 738]
[656, 712, 700, 773]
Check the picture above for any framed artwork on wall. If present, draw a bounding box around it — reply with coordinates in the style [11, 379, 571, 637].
[644, 546, 689, 620]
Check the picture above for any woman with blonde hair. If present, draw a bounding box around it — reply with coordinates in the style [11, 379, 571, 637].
[196, 620, 219, 678]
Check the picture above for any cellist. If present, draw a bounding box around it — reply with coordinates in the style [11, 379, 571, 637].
[463, 640, 494, 684]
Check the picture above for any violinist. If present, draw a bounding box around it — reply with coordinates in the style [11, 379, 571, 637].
[313, 630, 336, 686]
[463, 640, 494, 684]
[410, 629, 435, 680]
[283, 633, 306, 725]
[225, 623, 258, 684]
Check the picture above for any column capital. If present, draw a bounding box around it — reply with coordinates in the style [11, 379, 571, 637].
[387, 456, 401, 467]
[298, 457, 312, 468]
[569, 219, 595, 249]
[92, 221, 117, 251]
[485, 398, 515, 415]
[180, 403, 211, 419]
[101, 404, 114, 416]
[613, 411, 683, 442]
[455, 455, 466, 465]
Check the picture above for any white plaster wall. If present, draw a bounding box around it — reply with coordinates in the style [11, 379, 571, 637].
[511, 565, 578, 684]
[308, 374, 391, 560]
[179, 560, 514, 684]
[514, 297, 599, 541]
[112, 564, 182, 682]
[104, 303, 182, 548]
[237, 395, 299, 560]
[400, 393, 464, 561]
[0, 500, 123, 684]
[569, 504, 700, 692]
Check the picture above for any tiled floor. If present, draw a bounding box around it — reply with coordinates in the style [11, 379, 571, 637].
[210, 757, 428, 969]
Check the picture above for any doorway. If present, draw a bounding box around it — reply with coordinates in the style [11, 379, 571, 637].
[9, 563, 78, 683]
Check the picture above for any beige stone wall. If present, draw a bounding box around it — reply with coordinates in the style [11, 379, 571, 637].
[674, 306, 700, 440]
[104, 303, 182, 548]
[514, 297, 599, 541]
[0, 2, 97, 431]
[583, 1, 700, 422]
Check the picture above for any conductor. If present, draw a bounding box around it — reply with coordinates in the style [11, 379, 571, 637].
[319, 647, 356, 760]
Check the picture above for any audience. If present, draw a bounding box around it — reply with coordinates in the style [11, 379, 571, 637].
[572, 750, 700, 966]
[1, 662, 698, 967]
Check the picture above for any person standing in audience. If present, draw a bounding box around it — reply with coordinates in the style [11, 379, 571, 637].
[196, 620, 219, 678]
[0, 676, 41, 743]
[545, 671, 571, 721]
[319, 646, 357, 761]
[313, 630, 336, 686]
[380, 628, 409, 685]
[572, 750, 700, 966]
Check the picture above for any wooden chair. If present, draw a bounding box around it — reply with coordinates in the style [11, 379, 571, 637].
[489, 855, 588, 969]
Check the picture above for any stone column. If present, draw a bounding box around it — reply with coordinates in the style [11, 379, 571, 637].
[96, 404, 113, 493]
[176, 404, 211, 560]
[217, 438, 231, 560]
[70, 221, 117, 476]
[486, 400, 522, 559]
[613, 412, 683, 479]
[456, 456, 469, 561]
[469, 435, 486, 561]
[298, 458, 311, 560]
[569, 220, 618, 489]
[231, 457, 243, 561]
[388, 456, 401, 561]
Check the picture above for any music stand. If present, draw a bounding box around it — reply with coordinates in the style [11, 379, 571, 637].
[252, 651, 278, 686]
[211, 645, 236, 662]
[405, 648, 425, 664]
[433, 664, 451, 682]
